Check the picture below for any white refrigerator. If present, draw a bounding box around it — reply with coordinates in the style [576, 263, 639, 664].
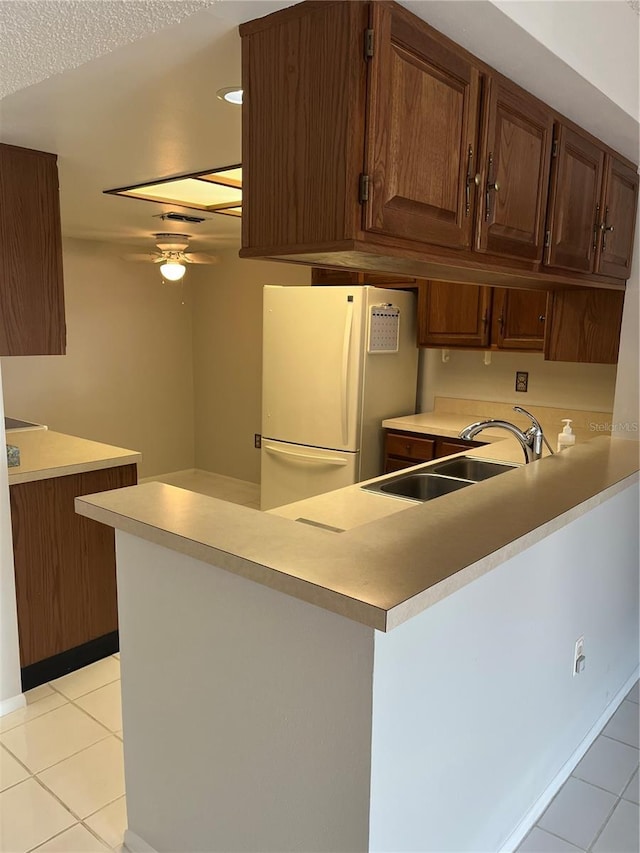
[261, 285, 418, 510]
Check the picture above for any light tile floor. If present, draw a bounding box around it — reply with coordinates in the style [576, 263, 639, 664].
[517, 681, 639, 853]
[2, 669, 637, 852]
[0, 657, 126, 852]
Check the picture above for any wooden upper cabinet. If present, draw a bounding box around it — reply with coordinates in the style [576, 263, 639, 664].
[240, 1, 636, 287]
[365, 3, 480, 251]
[418, 281, 490, 348]
[491, 288, 547, 351]
[545, 288, 624, 364]
[0, 144, 66, 356]
[595, 156, 639, 279]
[475, 76, 554, 263]
[545, 126, 638, 280]
[419, 281, 546, 352]
[545, 126, 604, 274]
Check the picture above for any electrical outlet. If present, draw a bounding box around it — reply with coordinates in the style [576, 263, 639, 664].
[573, 635, 585, 677]
[254, 433, 262, 449]
[515, 371, 529, 392]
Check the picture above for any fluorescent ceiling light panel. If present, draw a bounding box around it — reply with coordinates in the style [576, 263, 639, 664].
[212, 206, 242, 218]
[105, 165, 242, 214]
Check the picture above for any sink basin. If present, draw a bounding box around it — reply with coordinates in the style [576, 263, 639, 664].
[363, 472, 473, 502]
[428, 457, 518, 481]
[361, 455, 519, 503]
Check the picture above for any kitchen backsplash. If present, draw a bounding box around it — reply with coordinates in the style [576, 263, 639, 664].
[418, 349, 617, 414]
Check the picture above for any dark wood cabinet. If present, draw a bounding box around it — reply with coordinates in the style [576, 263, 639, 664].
[418, 281, 491, 348]
[418, 281, 547, 352]
[595, 156, 639, 279]
[365, 2, 480, 251]
[545, 127, 638, 280]
[383, 429, 484, 473]
[311, 268, 417, 287]
[490, 288, 548, 351]
[475, 76, 554, 263]
[240, 1, 636, 289]
[10, 464, 137, 687]
[544, 288, 624, 364]
[545, 125, 604, 274]
[0, 143, 66, 356]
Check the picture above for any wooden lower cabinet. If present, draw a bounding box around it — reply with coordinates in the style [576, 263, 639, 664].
[10, 463, 137, 687]
[384, 430, 485, 473]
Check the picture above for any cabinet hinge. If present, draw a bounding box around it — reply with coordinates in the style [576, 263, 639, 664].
[364, 28, 374, 59]
[552, 139, 559, 157]
[544, 230, 551, 248]
[359, 173, 370, 204]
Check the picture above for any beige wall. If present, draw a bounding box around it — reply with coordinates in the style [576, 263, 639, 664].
[191, 253, 310, 484]
[1, 238, 195, 478]
[419, 348, 618, 415]
[612, 215, 640, 437]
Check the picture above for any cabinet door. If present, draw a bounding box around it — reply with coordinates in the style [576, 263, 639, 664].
[544, 289, 624, 364]
[595, 156, 639, 279]
[491, 288, 548, 351]
[545, 125, 604, 274]
[10, 465, 137, 670]
[0, 144, 66, 355]
[476, 77, 553, 262]
[418, 281, 491, 348]
[365, 3, 480, 250]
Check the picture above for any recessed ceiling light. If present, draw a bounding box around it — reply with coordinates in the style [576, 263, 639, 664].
[216, 87, 243, 105]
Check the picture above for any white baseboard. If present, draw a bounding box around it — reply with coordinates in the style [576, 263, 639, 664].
[500, 667, 640, 853]
[123, 829, 158, 853]
[0, 692, 25, 718]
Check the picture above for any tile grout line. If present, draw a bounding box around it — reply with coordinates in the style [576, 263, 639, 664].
[529, 824, 588, 851]
[585, 790, 625, 853]
[24, 820, 82, 853]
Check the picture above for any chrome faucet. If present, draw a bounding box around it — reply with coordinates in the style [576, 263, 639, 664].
[458, 406, 554, 464]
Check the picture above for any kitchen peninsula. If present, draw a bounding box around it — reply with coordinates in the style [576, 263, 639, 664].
[76, 433, 638, 853]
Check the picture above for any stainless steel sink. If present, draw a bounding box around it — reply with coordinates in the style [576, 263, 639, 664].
[363, 472, 473, 502]
[428, 457, 518, 481]
[361, 456, 519, 502]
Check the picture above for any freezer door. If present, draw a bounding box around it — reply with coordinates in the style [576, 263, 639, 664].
[260, 440, 359, 511]
[262, 286, 364, 451]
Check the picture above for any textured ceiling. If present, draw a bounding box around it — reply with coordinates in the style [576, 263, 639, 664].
[0, 0, 218, 98]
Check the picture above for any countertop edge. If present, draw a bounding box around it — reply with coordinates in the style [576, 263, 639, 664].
[384, 470, 640, 631]
[74, 438, 639, 633]
[9, 452, 142, 485]
[74, 495, 388, 632]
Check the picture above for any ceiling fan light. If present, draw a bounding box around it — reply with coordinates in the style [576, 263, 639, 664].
[159, 260, 186, 282]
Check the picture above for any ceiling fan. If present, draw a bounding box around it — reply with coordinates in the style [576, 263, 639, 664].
[124, 234, 218, 282]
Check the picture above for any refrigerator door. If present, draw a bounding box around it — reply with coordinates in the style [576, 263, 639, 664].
[260, 440, 359, 510]
[262, 286, 364, 452]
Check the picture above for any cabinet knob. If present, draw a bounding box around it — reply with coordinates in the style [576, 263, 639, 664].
[539, 314, 546, 323]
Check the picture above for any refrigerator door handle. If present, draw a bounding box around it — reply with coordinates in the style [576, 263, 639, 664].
[340, 299, 354, 446]
[264, 445, 348, 466]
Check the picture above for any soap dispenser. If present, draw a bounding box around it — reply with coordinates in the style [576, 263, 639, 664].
[557, 419, 575, 452]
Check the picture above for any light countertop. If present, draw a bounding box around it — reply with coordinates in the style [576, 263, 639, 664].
[383, 397, 613, 447]
[7, 429, 141, 485]
[75, 435, 639, 632]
